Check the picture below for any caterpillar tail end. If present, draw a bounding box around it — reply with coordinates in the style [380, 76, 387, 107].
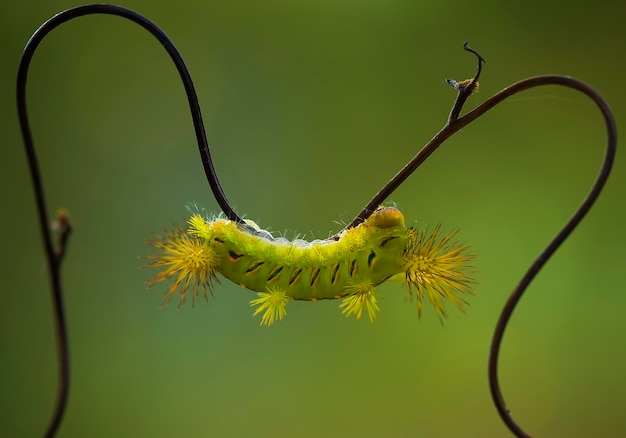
[142, 222, 220, 309]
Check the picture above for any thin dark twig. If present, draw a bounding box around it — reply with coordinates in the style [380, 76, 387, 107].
[19, 5, 243, 225]
[447, 41, 485, 124]
[344, 46, 616, 436]
[482, 76, 616, 437]
[341, 43, 485, 232]
[17, 4, 244, 436]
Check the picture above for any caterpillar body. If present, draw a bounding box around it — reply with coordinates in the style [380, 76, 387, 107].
[144, 207, 476, 326]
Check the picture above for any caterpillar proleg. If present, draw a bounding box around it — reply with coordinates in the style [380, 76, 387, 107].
[144, 207, 476, 326]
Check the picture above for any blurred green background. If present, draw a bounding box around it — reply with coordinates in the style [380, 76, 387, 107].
[1, 1, 625, 437]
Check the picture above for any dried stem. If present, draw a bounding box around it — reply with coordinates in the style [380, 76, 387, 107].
[17, 4, 243, 437]
[342, 48, 616, 438]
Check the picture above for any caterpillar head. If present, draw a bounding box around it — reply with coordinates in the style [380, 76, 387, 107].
[368, 206, 405, 229]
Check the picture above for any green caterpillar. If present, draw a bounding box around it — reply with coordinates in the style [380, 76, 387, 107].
[144, 207, 476, 326]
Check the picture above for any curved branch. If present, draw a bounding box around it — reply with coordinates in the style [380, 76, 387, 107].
[346, 60, 616, 435]
[342, 43, 485, 231]
[482, 77, 616, 437]
[17, 4, 244, 436]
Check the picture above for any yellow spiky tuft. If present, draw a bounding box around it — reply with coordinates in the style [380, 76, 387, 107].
[143, 223, 220, 309]
[403, 225, 477, 322]
[250, 287, 290, 327]
[340, 278, 379, 323]
[187, 214, 212, 239]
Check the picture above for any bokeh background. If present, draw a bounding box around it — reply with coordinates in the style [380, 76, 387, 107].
[1, 1, 625, 437]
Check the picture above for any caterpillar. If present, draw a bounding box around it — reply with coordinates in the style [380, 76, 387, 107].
[143, 207, 476, 326]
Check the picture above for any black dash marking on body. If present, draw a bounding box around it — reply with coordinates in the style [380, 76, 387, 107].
[246, 260, 264, 274]
[214, 237, 225, 244]
[349, 259, 358, 277]
[267, 265, 284, 283]
[367, 250, 376, 268]
[289, 268, 303, 286]
[379, 236, 398, 247]
[330, 263, 340, 285]
[310, 267, 321, 287]
[228, 250, 244, 262]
